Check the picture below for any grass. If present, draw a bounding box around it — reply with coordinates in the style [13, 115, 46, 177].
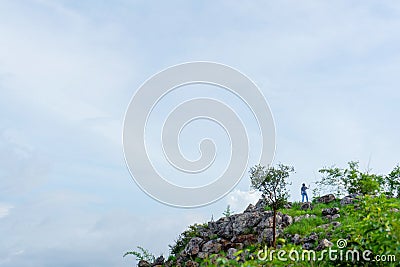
[281, 199, 341, 218]
[283, 216, 327, 236]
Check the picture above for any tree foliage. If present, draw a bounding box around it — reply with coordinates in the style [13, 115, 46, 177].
[384, 165, 400, 198]
[222, 205, 233, 217]
[250, 164, 294, 211]
[249, 163, 294, 248]
[317, 161, 381, 197]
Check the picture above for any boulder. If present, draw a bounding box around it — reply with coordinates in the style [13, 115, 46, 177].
[232, 212, 263, 236]
[231, 234, 257, 246]
[138, 260, 151, 267]
[317, 221, 341, 230]
[244, 204, 255, 213]
[209, 211, 266, 240]
[254, 198, 267, 211]
[302, 243, 314, 250]
[340, 197, 354, 206]
[317, 194, 336, 203]
[227, 248, 238, 260]
[197, 252, 208, 259]
[347, 193, 362, 198]
[291, 234, 301, 245]
[185, 260, 199, 267]
[331, 214, 340, 220]
[196, 225, 212, 239]
[217, 238, 234, 250]
[300, 202, 313, 210]
[282, 214, 293, 227]
[201, 240, 222, 254]
[284, 202, 292, 209]
[301, 233, 318, 244]
[294, 214, 316, 223]
[257, 228, 282, 244]
[322, 207, 340, 216]
[153, 256, 164, 265]
[316, 239, 333, 251]
[183, 237, 203, 256]
[256, 211, 278, 231]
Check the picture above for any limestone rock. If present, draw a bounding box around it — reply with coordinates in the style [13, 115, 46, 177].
[153, 256, 164, 266]
[300, 202, 313, 210]
[257, 228, 282, 244]
[294, 214, 316, 223]
[301, 233, 318, 244]
[201, 240, 222, 254]
[302, 243, 314, 250]
[292, 234, 301, 245]
[227, 248, 238, 260]
[317, 194, 336, 203]
[322, 207, 340, 216]
[331, 214, 340, 220]
[231, 234, 257, 246]
[183, 237, 203, 256]
[244, 204, 255, 213]
[197, 252, 208, 259]
[185, 260, 199, 267]
[340, 197, 354, 206]
[284, 202, 292, 209]
[282, 214, 293, 227]
[138, 260, 151, 267]
[316, 239, 333, 251]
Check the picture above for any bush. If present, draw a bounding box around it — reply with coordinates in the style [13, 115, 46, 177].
[318, 161, 381, 197]
[338, 195, 400, 266]
[384, 165, 400, 198]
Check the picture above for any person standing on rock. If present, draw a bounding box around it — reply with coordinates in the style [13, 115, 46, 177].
[301, 183, 309, 202]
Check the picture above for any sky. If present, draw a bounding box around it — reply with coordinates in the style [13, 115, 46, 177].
[1, 0, 400, 266]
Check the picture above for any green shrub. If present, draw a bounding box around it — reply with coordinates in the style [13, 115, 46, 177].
[318, 161, 381, 197]
[123, 246, 155, 262]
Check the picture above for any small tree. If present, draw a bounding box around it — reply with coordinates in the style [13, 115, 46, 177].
[222, 205, 233, 217]
[123, 246, 155, 263]
[249, 163, 294, 248]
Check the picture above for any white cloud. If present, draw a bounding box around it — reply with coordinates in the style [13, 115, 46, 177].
[0, 203, 13, 219]
[226, 189, 262, 213]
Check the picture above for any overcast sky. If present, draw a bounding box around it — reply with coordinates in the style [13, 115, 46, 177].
[1, 1, 399, 266]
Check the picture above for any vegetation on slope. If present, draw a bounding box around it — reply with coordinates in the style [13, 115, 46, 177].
[124, 162, 400, 266]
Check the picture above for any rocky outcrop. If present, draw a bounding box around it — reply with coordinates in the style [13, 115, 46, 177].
[317, 194, 336, 203]
[183, 237, 203, 256]
[163, 203, 294, 266]
[142, 195, 349, 267]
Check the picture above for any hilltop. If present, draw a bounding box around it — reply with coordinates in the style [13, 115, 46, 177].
[125, 162, 400, 266]
[126, 194, 399, 267]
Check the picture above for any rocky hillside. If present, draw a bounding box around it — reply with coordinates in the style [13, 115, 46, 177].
[131, 193, 399, 267]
